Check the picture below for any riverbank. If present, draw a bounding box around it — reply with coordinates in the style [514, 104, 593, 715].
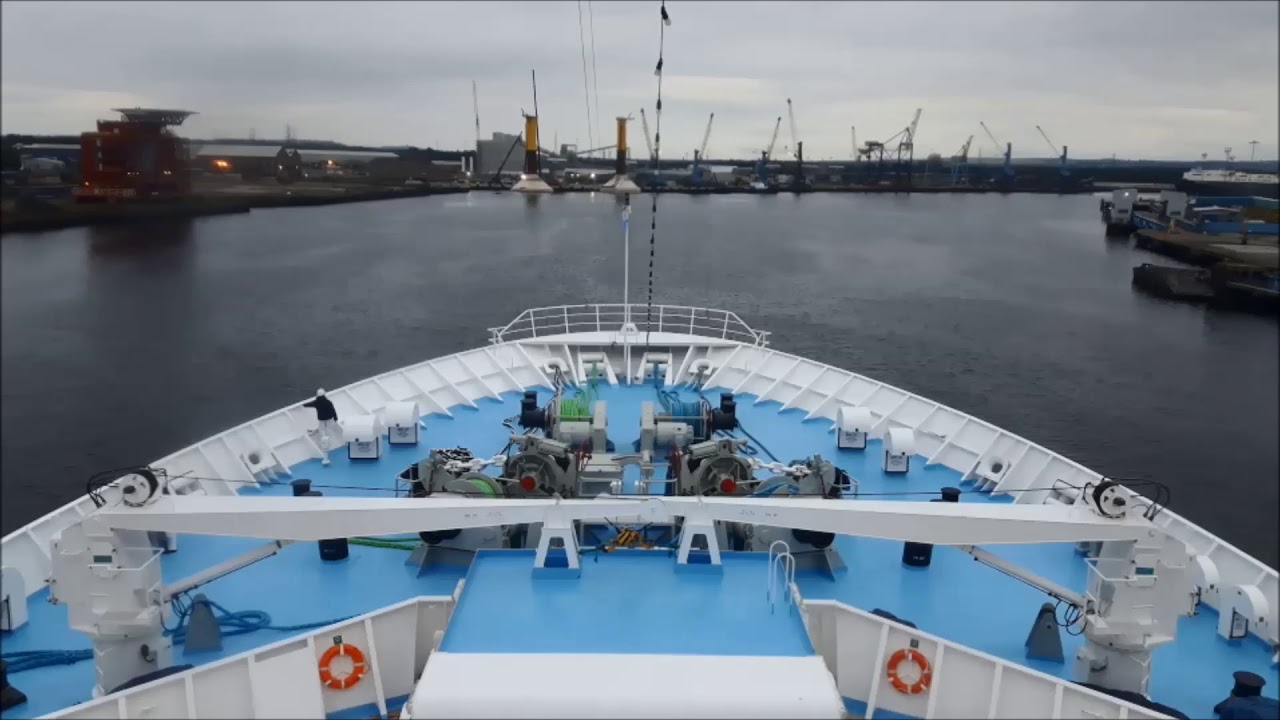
[0, 184, 469, 235]
[549, 184, 1094, 195]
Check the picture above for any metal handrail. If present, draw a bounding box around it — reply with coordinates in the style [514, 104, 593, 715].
[488, 303, 770, 346]
[767, 540, 796, 614]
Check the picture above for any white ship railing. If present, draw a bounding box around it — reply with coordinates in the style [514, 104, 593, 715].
[487, 303, 771, 346]
[800, 599, 1175, 719]
[43, 593, 459, 720]
[2, 307, 1274, 654]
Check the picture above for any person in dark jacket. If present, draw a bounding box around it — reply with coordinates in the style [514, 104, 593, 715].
[303, 389, 340, 466]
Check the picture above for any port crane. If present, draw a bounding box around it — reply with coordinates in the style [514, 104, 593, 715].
[639, 108, 655, 164]
[980, 121, 1014, 184]
[786, 98, 807, 190]
[900, 108, 922, 187]
[637, 107, 660, 189]
[951, 135, 973, 187]
[1036, 125, 1069, 178]
[472, 81, 481, 176]
[691, 112, 714, 186]
[856, 109, 921, 188]
[755, 116, 782, 186]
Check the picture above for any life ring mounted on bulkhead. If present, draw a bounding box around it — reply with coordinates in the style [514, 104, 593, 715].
[886, 647, 932, 695]
[318, 637, 368, 690]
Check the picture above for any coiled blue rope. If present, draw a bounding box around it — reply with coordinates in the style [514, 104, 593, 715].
[3, 598, 350, 675]
[1, 649, 93, 673]
[659, 391, 706, 439]
[165, 595, 350, 644]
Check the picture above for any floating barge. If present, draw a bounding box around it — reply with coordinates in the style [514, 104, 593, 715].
[1131, 259, 1279, 313]
[1131, 263, 1214, 301]
[1132, 229, 1279, 269]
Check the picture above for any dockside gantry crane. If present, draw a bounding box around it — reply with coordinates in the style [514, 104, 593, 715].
[900, 108, 922, 188]
[857, 108, 921, 188]
[639, 107, 658, 188]
[757, 116, 782, 186]
[951, 135, 973, 186]
[639, 108, 655, 163]
[1036, 125, 1069, 178]
[691, 112, 715, 186]
[980, 121, 1014, 185]
[786, 98, 807, 191]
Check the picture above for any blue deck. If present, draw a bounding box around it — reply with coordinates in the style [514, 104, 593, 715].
[2, 383, 1276, 719]
[443, 550, 812, 656]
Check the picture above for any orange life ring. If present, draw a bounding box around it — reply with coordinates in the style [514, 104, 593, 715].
[318, 641, 368, 690]
[886, 648, 932, 695]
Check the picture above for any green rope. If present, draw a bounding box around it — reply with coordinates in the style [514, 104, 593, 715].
[561, 396, 591, 420]
[556, 363, 603, 423]
[463, 478, 498, 497]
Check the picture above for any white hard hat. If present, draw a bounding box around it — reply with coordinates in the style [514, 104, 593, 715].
[316, 388, 326, 397]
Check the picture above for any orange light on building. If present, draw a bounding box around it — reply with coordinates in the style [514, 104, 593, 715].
[213, 159, 230, 170]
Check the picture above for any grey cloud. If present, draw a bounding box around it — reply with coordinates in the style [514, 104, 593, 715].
[2, 1, 1276, 160]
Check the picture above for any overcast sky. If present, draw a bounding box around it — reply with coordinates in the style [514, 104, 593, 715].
[2, 1, 1277, 161]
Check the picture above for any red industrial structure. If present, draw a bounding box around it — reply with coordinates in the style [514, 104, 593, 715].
[75, 108, 195, 202]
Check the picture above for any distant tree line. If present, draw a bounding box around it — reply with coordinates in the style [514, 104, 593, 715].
[2, 133, 474, 170]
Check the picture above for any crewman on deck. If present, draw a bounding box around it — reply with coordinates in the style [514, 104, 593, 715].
[304, 388, 340, 466]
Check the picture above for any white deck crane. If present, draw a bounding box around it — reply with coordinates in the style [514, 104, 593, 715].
[1036, 124, 1069, 177]
[56, 469, 1196, 700]
[691, 112, 714, 185]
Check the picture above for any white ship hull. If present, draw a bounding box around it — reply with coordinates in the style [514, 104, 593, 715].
[4, 304, 1276, 719]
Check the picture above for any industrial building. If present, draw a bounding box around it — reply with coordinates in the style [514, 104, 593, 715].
[191, 144, 302, 181]
[476, 132, 524, 177]
[76, 108, 194, 201]
[366, 157, 463, 184]
[296, 149, 399, 178]
[15, 143, 81, 166]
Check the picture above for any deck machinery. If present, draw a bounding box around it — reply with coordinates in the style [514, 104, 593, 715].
[392, 388, 852, 573]
[51, 436, 1201, 702]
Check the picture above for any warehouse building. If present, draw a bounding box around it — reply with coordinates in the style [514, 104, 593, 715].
[296, 149, 399, 178]
[15, 143, 82, 166]
[476, 132, 524, 177]
[192, 144, 301, 181]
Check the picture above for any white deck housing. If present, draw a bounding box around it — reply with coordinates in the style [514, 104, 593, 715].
[2, 303, 1274, 656]
[406, 653, 845, 718]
